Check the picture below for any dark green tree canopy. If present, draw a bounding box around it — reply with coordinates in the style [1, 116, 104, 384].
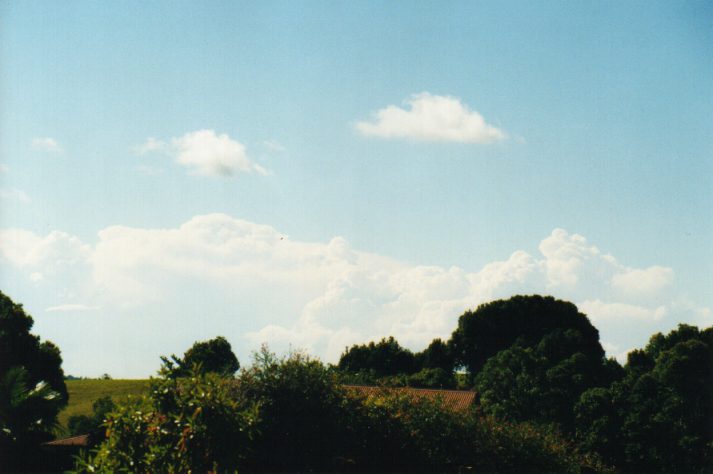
[0, 291, 68, 470]
[162, 336, 240, 377]
[575, 324, 713, 473]
[415, 338, 454, 373]
[0, 291, 68, 402]
[450, 295, 604, 376]
[337, 336, 417, 377]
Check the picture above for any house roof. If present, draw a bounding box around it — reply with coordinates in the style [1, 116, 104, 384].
[42, 434, 91, 448]
[342, 385, 477, 412]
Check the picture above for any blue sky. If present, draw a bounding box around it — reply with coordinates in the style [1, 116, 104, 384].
[1, 1, 712, 377]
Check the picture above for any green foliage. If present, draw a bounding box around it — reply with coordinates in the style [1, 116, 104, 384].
[415, 338, 454, 372]
[72, 344, 607, 473]
[237, 346, 353, 471]
[73, 368, 258, 473]
[473, 326, 621, 434]
[575, 324, 713, 473]
[338, 336, 417, 377]
[404, 367, 456, 388]
[0, 291, 68, 470]
[59, 379, 150, 429]
[1, 366, 62, 444]
[67, 396, 116, 436]
[0, 291, 68, 405]
[348, 388, 609, 473]
[161, 336, 240, 378]
[450, 295, 604, 377]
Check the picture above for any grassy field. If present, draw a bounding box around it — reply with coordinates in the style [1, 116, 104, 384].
[58, 379, 150, 431]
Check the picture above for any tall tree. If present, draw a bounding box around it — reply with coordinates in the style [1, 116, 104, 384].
[0, 291, 68, 470]
[338, 336, 417, 378]
[161, 336, 240, 378]
[575, 324, 713, 473]
[450, 295, 603, 377]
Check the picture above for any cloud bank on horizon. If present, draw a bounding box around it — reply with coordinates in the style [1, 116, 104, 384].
[1, 213, 709, 376]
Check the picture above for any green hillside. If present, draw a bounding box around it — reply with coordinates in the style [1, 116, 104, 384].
[59, 379, 150, 430]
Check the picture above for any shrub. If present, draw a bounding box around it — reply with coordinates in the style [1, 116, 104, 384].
[73, 369, 258, 473]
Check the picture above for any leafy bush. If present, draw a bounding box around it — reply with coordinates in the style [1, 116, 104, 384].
[236, 346, 354, 471]
[67, 396, 115, 436]
[73, 369, 258, 473]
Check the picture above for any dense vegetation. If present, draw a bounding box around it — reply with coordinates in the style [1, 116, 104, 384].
[2, 291, 712, 472]
[74, 347, 605, 473]
[60, 379, 150, 431]
[0, 291, 68, 472]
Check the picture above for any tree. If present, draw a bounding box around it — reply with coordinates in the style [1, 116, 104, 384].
[337, 336, 417, 378]
[415, 338, 454, 373]
[0, 291, 68, 470]
[474, 331, 622, 434]
[450, 295, 604, 377]
[67, 396, 116, 436]
[161, 336, 240, 378]
[575, 324, 713, 473]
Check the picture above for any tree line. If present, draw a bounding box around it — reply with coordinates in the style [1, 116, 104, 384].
[1, 290, 711, 472]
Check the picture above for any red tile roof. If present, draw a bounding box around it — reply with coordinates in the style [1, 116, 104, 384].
[42, 434, 91, 447]
[343, 385, 477, 412]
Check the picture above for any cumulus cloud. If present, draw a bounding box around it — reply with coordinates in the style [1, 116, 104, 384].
[356, 92, 506, 143]
[0, 218, 704, 365]
[0, 229, 90, 274]
[31, 137, 63, 153]
[136, 130, 269, 177]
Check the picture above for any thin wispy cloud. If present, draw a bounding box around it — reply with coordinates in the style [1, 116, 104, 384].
[31, 137, 63, 153]
[262, 140, 286, 153]
[136, 130, 269, 177]
[0, 188, 31, 204]
[46, 304, 100, 313]
[356, 92, 507, 143]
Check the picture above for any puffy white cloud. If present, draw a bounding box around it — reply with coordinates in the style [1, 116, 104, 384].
[31, 137, 63, 153]
[356, 92, 506, 143]
[136, 130, 269, 177]
[0, 229, 90, 274]
[0, 217, 704, 367]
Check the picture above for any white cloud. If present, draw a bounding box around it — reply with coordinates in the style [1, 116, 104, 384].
[579, 300, 667, 324]
[0, 164, 8, 173]
[611, 266, 673, 295]
[0, 217, 705, 369]
[0, 229, 90, 272]
[0, 188, 31, 204]
[356, 92, 506, 143]
[136, 130, 269, 177]
[31, 137, 63, 153]
[46, 304, 99, 313]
